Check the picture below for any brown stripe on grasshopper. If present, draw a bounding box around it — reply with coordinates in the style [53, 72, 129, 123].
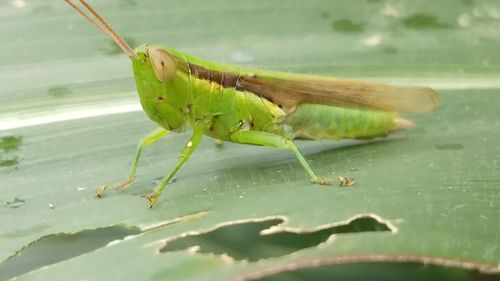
[188, 63, 239, 88]
[186, 63, 289, 109]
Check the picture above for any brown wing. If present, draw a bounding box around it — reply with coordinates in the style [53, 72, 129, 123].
[237, 74, 439, 113]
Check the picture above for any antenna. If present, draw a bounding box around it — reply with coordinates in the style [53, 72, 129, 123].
[65, 0, 139, 59]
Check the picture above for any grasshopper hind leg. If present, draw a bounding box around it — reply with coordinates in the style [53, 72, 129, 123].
[230, 130, 332, 185]
[95, 127, 170, 198]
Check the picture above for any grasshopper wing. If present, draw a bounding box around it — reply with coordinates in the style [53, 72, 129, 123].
[237, 73, 439, 113]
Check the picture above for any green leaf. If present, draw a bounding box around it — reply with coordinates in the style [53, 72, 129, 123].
[1, 0, 499, 280]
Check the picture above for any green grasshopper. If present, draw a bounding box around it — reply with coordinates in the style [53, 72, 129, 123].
[66, 0, 439, 208]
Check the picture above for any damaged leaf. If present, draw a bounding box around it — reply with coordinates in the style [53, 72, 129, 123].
[1, 0, 499, 280]
[160, 215, 392, 261]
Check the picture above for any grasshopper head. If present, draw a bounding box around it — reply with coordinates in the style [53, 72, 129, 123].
[65, 1, 179, 83]
[66, 1, 188, 131]
[131, 44, 189, 132]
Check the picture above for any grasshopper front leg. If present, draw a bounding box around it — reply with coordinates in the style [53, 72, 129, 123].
[145, 129, 205, 208]
[95, 127, 169, 197]
[231, 130, 332, 185]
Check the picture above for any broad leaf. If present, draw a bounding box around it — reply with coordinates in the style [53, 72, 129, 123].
[1, 0, 499, 280]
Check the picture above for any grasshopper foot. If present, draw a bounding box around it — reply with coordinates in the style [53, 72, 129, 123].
[214, 139, 223, 147]
[144, 191, 161, 209]
[338, 176, 355, 187]
[311, 177, 332, 185]
[95, 176, 135, 198]
[95, 185, 108, 198]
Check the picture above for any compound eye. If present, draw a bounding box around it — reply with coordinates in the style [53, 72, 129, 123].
[148, 48, 177, 82]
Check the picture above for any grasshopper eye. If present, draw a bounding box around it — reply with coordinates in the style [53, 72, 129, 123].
[148, 48, 177, 82]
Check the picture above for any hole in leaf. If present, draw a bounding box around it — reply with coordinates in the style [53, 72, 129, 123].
[4, 197, 25, 209]
[401, 13, 451, 29]
[47, 86, 72, 98]
[0, 225, 141, 280]
[331, 19, 365, 33]
[160, 215, 391, 261]
[382, 46, 398, 54]
[0, 157, 19, 168]
[119, 0, 137, 8]
[0, 136, 22, 152]
[256, 262, 497, 281]
[435, 143, 464, 150]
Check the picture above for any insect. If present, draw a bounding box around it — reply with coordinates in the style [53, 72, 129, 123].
[65, 0, 439, 208]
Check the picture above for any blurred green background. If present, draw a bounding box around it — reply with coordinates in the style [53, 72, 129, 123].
[0, 0, 499, 280]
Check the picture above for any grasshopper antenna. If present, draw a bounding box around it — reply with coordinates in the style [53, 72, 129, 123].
[64, 0, 139, 59]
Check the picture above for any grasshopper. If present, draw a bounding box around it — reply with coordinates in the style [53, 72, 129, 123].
[65, 0, 439, 207]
